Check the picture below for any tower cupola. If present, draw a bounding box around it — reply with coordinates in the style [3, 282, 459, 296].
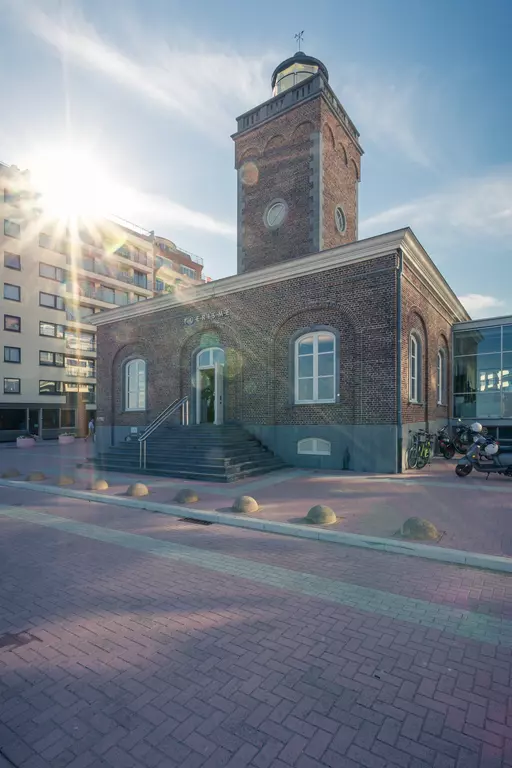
[271, 51, 329, 96]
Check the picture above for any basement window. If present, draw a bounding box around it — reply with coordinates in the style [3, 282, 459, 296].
[297, 438, 331, 456]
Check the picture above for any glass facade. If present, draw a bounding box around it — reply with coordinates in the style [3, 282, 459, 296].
[453, 323, 512, 419]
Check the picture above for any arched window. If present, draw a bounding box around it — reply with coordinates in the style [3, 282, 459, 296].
[295, 331, 336, 404]
[409, 333, 422, 403]
[437, 349, 447, 405]
[297, 438, 331, 455]
[125, 359, 146, 411]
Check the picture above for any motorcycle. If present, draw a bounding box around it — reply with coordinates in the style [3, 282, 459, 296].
[453, 418, 487, 455]
[436, 425, 456, 460]
[455, 423, 512, 478]
[453, 419, 474, 455]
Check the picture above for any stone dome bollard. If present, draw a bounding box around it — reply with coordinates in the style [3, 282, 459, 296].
[57, 475, 75, 486]
[401, 517, 439, 540]
[127, 483, 149, 497]
[232, 496, 259, 514]
[26, 472, 46, 482]
[305, 505, 337, 525]
[175, 488, 199, 504]
[90, 479, 109, 491]
[1, 468, 20, 478]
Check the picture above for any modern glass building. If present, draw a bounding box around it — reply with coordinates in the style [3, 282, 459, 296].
[453, 315, 512, 444]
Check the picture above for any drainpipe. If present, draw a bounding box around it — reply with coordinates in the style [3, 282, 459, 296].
[396, 249, 403, 473]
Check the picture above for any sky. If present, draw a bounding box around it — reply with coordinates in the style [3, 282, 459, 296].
[1, 0, 511, 318]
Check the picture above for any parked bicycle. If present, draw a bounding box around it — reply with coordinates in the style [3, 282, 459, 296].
[407, 429, 435, 470]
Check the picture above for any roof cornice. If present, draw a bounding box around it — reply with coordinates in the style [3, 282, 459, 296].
[87, 230, 408, 327]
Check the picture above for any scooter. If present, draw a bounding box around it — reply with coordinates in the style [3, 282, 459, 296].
[455, 425, 512, 478]
[436, 425, 456, 459]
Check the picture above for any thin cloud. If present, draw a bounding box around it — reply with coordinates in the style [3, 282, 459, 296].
[116, 185, 236, 239]
[458, 294, 505, 318]
[360, 168, 512, 240]
[20, 1, 272, 138]
[336, 67, 432, 167]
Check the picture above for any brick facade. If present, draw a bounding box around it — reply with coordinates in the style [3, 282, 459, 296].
[96, 253, 398, 430]
[401, 261, 454, 428]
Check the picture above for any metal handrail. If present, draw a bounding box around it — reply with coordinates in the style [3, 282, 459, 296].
[138, 396, 189, 469]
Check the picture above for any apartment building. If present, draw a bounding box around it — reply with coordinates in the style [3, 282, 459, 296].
[154, 235, 204, 294]
[0, 161, 156, 440]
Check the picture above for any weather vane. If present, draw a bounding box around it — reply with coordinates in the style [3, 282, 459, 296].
[294, 31, 304, 52]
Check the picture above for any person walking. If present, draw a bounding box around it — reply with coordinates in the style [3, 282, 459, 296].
[86, 417, 95, 441]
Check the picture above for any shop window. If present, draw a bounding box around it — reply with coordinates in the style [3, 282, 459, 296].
[42, 409, 59, 428]
[60, 409, 76, 428]
[0, 408, 27, 431]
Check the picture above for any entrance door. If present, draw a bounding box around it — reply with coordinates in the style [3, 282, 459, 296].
[28, 409, 40, 437]
[195, 347, 225, 424]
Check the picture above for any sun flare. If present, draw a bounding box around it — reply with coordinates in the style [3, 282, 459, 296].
[28, 144, 117, 222]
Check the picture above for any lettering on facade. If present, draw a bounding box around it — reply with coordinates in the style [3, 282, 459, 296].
[183, 309, 230, 326]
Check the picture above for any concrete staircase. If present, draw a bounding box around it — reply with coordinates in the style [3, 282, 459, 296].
[94, 424, 287, 482]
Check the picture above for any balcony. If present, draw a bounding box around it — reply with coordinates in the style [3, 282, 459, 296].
[66, 240, 154, 273]
[67, 257, 153, 295]
[65, 284, 117, 310]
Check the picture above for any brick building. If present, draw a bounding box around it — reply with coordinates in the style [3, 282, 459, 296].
[91, 50, 469, 474]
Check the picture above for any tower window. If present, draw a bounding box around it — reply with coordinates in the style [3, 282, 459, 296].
[335, 206, 346, 234]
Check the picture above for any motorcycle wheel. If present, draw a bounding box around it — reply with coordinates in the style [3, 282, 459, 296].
[442, 445, 456, 460]
[454, 440, 466, 455]
[455, 463, 472, 477]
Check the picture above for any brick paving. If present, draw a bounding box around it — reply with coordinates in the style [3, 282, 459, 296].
[1, 489, 512, 766]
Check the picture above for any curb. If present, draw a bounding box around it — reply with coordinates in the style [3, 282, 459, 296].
[1, 479, 512, 574]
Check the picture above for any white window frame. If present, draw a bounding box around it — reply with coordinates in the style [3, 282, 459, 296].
[437, 349, 446, 405]
[409, 333, 421, 403]
[295, 331, 336, 405]
[297, 438, 331, 456]
[125, 359, 147, 411]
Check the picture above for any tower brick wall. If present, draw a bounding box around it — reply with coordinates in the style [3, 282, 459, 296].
[233, 71, 362, 274]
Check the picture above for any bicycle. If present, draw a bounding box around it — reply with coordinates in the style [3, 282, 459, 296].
[407, 429, 434, 470]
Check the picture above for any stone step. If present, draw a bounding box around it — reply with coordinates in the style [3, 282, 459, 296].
[97, 423, 285, 483]
[94, 461, 286, 483]
[104, 444, 269, 459]
[96, 453, 284, 472]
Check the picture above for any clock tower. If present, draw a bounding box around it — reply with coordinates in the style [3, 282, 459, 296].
[233, 51, 363, 275]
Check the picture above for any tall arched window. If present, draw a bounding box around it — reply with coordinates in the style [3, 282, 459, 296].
[295, 331, 336, 404]
[437, 349, 447, 405]
[409, 333, 422, 403]
[125, 359, 146, 411]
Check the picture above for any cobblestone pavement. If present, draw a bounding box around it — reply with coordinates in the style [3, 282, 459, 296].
[1, 489, 512, 767]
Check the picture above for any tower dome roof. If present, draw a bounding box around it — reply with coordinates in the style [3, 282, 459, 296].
[271, 51, 329, 93]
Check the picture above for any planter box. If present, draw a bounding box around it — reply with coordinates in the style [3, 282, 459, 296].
[17, 437, 36, 449]
[58, 435, 75, 445]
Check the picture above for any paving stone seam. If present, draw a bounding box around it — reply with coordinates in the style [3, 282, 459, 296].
[1, 504, 512, 648]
